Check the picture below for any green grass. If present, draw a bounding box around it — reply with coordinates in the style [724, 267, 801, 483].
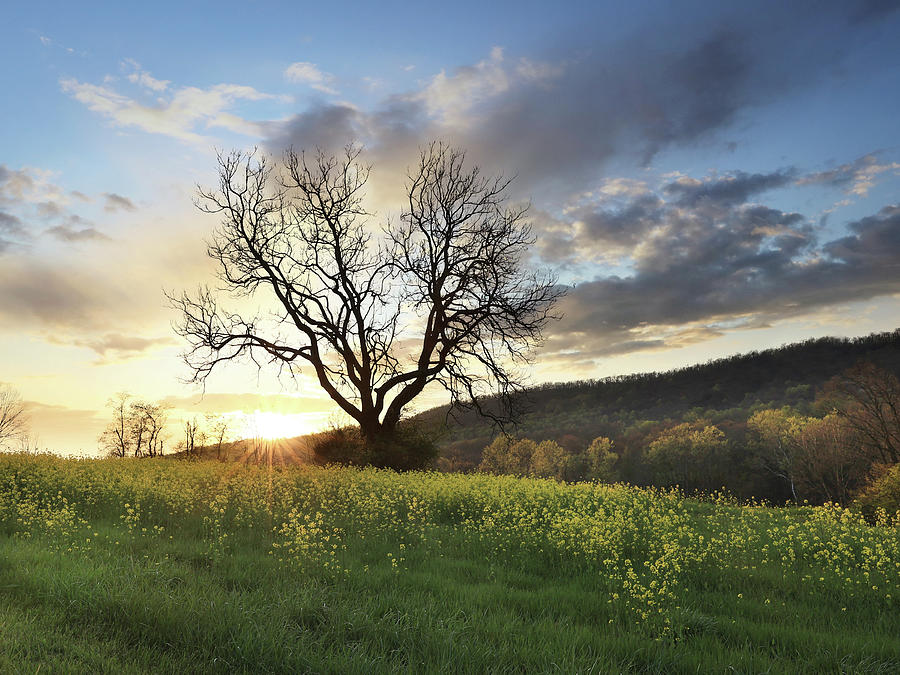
[0, 453, 898, 673]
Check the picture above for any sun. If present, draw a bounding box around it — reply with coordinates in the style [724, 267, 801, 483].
[244, 410, 311, 441]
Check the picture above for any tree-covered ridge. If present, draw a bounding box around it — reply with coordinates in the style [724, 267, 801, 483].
[424, 329, 900, 497]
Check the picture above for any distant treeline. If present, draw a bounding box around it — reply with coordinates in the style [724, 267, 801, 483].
[422, 329, 900, 508]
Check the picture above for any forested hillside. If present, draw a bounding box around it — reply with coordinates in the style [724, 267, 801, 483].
[421, 330, 900, 500]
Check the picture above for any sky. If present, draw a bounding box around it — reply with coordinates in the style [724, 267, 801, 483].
[1, 0, 899, 454]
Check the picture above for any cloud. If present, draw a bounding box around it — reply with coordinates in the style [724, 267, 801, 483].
[61, 77, 281, 143]
[797, 154, 900, 197]
[540, 180, 900, 359]
[664, 170, 796, 207]
[823, 204, 900, 264]
[59, 332, 175, 358]
[46, 223, 110, 243]
[0, 211, 27, 252]
[103, 192, 136, 212]
[22, 400, 105, 454]
[284, 62, 338, 95]
[0, 165, 119, 250]
[262, 2, 898, 206]
[0, 165, 38, 203]
[122, 58, 170, 92]
[0, 259, 124, 329]
[36, 201, 65, 218]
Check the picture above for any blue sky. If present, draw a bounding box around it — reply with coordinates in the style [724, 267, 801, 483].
[1, 1, 899, 452]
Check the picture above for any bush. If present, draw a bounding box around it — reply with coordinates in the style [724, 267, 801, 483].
[310, 422, 439, 471]
[854, 463, 900, 520]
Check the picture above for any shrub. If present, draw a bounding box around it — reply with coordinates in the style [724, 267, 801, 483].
[854, 462, 900, 520]
[310, 422, 439, 471]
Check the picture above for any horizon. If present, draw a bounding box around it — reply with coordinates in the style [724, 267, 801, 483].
[2, 1, 900, 454]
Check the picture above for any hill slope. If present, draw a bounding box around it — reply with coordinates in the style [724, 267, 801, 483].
[418, 329, 900, 468]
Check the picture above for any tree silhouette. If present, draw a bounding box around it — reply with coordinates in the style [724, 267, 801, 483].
[169, 143, 562, 464]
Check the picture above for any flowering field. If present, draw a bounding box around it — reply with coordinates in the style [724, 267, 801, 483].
[1, 453, 898, 673]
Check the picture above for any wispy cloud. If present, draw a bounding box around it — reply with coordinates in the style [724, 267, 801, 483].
[62, 332, 175, 359]
[798, 154, 900, 197]
[103, 193, 136, 212]
[284, 62, 338, 95]
[47, 222, 110, 243]
[122, 58, 170, 92]
[61, 76, 282, 143]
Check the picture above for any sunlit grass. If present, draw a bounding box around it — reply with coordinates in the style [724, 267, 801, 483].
[1, 452, 898, 673]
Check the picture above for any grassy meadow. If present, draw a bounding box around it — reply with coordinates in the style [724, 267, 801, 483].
[1, 452, 899, 673]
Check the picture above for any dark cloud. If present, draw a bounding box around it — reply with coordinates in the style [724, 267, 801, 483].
[542, 191, 900, 359]
[664, 170, 796, 208]
[263, 2, 894, 202]
[103, 193, 136, 212]
[823, 204, 900, 265]
[572, 195, 665, 248]
[265, 102, 362, 154]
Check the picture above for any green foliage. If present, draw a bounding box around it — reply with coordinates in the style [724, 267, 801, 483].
[855, 463, 900, 520]
[584, 436, 619, 482]
[424, 330, 900, 491]
[646, 422, 729, 492]
[529, 440, 569, 480]
[480, 434, 620, 483]
[479, 435, 536, 476]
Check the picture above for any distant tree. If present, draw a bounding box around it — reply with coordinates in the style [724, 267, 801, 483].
[748, 407, 808, 501]
[583, 436, 618, 482]
[0, 385, 29, 450]
[183, 417, 205, 457]
[99, 392, 131, 457]
[479, 435, 537, 476]
[169, 143, 563, 469]
[646, 422, 729, 492]
[17, 433, 42, 454]
[130, 401, 169, 457]
[99, 393, 170, 458]
[822, 362, 900, 464]
[205, 414, 232, 461]
[530, 439, 568, 480]
[794, 414, 870, 504]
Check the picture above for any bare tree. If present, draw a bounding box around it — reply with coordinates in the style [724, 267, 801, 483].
[183, 417, 202, 457]
[823, 362, 900, 464]
[0, 384, 29, 450]
[132, 401, 169, 457]
[205, 414, 232, 461]
[169, 143, 562, 464]
[99, 393, 170, 458]
[99, 392, 131, 457]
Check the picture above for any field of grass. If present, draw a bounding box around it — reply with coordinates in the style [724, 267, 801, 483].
[1, 453, 898, 673]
